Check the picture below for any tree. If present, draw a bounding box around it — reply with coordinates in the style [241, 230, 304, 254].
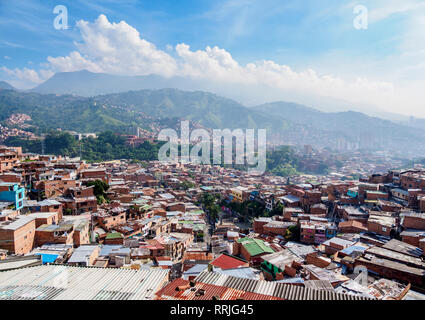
[208, 204, 220, 221]
[180, 181, 195, 190]
[200, 193, 216, 208]
[45, 131, 78, 155]
[269, 202, 284, 216]
[200, 193, 220, 221]
[285, 225, 300, 241]
[86, 180, 110, 204]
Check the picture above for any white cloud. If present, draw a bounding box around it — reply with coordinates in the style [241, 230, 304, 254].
[176, 44, 247, 82]
[2, 13, 424, 116]
[1, 66, 46, 88]
[48, 15, 177, 77]
[368, 0, 425, 23]
[175, 43, 395, 110]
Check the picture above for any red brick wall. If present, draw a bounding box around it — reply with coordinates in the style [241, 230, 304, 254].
[253, 220, 269, 234]
[0, 219, 35, 254]
[403, 216, 425, 230]
[167, 203, 186, 212]
[240, 245, 252, 262]
[306, 252, 330, 268]
[354, 260, 424, 286]
[366, 192, 388, 200]
[263, 225, 286, 236]
[402, 235, 421, 247]
[0, 174, 21, 183]
[367, 221, 392, 237]
[97, 212, 126, 230]
[311, 206, 327, 215]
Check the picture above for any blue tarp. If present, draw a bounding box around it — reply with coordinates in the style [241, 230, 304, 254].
[35, 253, 59, 264]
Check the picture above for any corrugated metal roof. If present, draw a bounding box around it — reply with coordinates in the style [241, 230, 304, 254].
[304, 280, 335, 291]
[237, 238, 274, 256]
[382, 239, 423, 258]
[214, 267, 261, 280]
[261, 250, 302, 270]
[0, 256, 42, 271]
[239, 291, 283, 300]
[156, 278, 283, 301]
[0, 265, 169, 300]
[195, 271, 373, 300]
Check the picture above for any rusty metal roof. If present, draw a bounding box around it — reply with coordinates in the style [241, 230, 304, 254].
[195, 271, 373, 300]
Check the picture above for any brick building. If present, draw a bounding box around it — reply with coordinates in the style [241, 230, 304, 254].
[0, 216, 35, 254]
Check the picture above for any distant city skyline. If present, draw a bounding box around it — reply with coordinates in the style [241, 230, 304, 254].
[1, 0, 425, 117]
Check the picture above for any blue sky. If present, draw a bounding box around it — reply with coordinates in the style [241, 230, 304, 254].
[1, 0, 425, 117]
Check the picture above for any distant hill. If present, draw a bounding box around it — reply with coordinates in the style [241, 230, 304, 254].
[252, 101, 425, 155]
[30, 70, 419, 123]
[93, 89, 289, 131]
[32, 70, 200, 97]
[0, 90, 155, 133]
[2, 87, 425, 157]
[0, 81, 15, 90]
[253, 101, 408, 133]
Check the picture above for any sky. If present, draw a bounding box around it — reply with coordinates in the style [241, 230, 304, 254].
[1, 0, 425, 117]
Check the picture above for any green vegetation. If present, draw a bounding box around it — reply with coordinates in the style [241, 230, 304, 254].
[5, 130, 165, 163]
[265, 146, 330, 176]
[269, 202, 284, 216]
[3, 136, 42, 154]
[223, 199, 283, 219]
[95, 89, 290, 131]
[6, 129, 330, 177]
[0, 90, 160, 134]
[199, 193, 221, 221]
[266, 146, 300, 177]
[2, 85, 425, 158]
[86, 180, 110, 204]
[179, 181, 195, 190]
[285, 225, 301, 241]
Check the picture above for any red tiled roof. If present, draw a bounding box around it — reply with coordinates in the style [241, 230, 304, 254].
[155, 278, 283, 301]
[155, 278, 188, 299]
[155, 278, 227, 300]
[146, 239, 165, 250]
[338, 220, 367, 229]
[210, 254, 248, 270]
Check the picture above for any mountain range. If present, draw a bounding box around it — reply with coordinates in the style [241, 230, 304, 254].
[0, 71, 424, 157]
[0, 81, 14, 90]
[29, 70, 415, 123]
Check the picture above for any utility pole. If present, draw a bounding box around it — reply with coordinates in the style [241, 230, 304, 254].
[90, 212, 96, 243]
[41, 137, 45, 155]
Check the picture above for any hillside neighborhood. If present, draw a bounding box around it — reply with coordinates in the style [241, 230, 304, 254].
[1, 144, 425, 300]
